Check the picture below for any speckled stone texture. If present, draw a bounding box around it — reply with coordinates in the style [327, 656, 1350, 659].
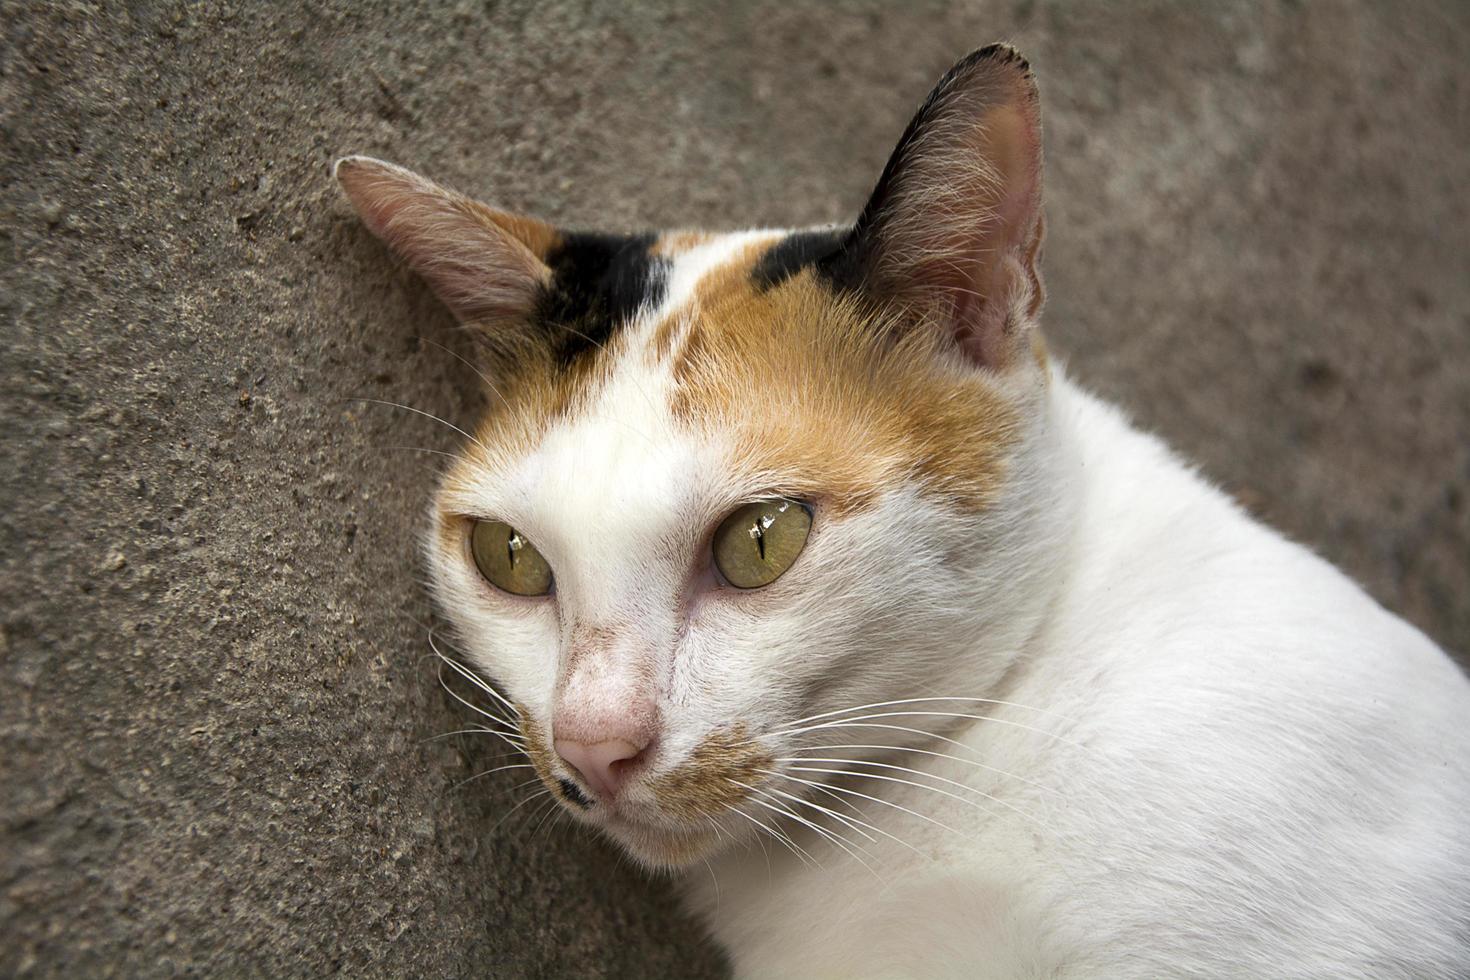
[2, 1, 1466, 976]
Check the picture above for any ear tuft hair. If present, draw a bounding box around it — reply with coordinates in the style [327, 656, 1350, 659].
[334, 156, 559, 329]
[833, 45, 1046, 371]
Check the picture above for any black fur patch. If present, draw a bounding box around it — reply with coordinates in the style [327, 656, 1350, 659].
[536, 232, 667, 367]
[752, 227, 849, 291]
[558, 777, 591, 808]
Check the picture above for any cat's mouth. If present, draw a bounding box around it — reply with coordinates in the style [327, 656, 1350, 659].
[519, 719, 775, 867]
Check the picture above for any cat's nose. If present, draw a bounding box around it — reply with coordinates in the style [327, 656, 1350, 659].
[554, 735, 649, 800]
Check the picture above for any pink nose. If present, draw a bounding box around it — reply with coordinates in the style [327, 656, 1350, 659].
[554, 736, 648, 800]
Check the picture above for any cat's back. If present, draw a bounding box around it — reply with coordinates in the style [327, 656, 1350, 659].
[1024, 378, 1470, 976]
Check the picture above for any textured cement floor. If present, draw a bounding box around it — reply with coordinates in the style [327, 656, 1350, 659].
[3, 1, 1467, 976]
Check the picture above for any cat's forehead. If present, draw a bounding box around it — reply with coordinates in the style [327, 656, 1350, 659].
[440, 226, 1019, 520]
[440, 230, 789, 505]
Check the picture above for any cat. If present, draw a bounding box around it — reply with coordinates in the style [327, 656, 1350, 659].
[335, 44, 1470, 979]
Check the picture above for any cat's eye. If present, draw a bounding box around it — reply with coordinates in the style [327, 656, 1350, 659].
[713, 499, 812, 590]
[470, 520, 553, 597]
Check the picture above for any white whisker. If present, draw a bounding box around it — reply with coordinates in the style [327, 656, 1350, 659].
[758, 768, 965, 839]
[435, 666, 524, 746]
[780, 757, 1046, 830]
[428, 630, 521, 718]
[781, 712, 1082, 749]
[450, 762, 536, 792]
[755, 783, 877, 845]
[424, 729, 522, 744]
[702, 855, 721, 910]
[491, 775, 548, 800]
[758, 780, 930, 860]
[737, 788, 865, 873]
[378, 444, 461, 459]
[785, 764, 1043, 831]
[351, 397, 489, 455]
[532, 792, 565, 841]
[778, 695, 1076, 731]
[722, 802, 818, 869]
[522, 794, 562, 834]
[778, 721, 1015, 776]
[491, 787, 551, 834]
[422, 337, 514, 414]
[782, 741, 1052, 795]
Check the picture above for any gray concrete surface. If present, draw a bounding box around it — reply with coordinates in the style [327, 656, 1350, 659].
[3, 1, 1467, 975]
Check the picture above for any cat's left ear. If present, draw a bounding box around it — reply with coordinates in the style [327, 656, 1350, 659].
[835, 45, 1045, 371]
[334, 156, 558, 330]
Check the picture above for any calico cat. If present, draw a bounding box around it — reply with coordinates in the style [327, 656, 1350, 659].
[336, 45, 1470, 979]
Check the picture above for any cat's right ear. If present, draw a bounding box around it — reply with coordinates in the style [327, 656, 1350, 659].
[334, 156, 557, 329]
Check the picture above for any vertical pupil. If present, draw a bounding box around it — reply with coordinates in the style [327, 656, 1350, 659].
[747, 517, 766, 560]
[507, 530, 523, 568]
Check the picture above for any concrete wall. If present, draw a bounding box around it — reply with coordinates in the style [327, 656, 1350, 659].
[3, 1, 1466, 975]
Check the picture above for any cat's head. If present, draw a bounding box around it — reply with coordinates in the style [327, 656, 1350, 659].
[338, 45, 1071, 868]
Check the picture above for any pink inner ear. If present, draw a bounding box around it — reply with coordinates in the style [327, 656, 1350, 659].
[335, 156, 552, 326]
[947, 102, 1043, 365]
[853, 48, 1046, 372]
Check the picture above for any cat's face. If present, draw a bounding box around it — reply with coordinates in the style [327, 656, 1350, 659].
[339, 46, 1063, 867]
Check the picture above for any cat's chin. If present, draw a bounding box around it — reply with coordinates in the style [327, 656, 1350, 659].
[596, 812, 724, 870]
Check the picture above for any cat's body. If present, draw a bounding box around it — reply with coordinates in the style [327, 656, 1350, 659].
[689, 374, 1470, 979]
[336, 45, 1470, 979]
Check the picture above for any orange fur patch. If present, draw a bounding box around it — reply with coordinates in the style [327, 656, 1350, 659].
[517, 709, 562, 797]
[668, 265, 1022, 514]
[647, 725, 773, 821]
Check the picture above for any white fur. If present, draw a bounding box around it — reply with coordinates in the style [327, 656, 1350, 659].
[428, 237, 1470, 978]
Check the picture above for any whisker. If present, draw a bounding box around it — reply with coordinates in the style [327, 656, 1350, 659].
[428, 630, 522, 718]
[423, 729, 522, 744]
[532, 792, 565, 841]
[735, 779, 878, 869]
[778, 695, 1076, 730]
[735, 791, 847, 872]
[758, 768, 966, 840]
[778, 711, 1081, 748]
[431, 664, 521, 733]
[491, 787, 551, 834]
[745, 811, 775, 884]
[449, 762, 536, 792]
[490, 774, 549, 800]
[435, 665, 524, 745]
[349, 397, 489, 455]
[784, 764, 1043, 831]
[421, 337, 514, 414]
[721, 803, 817, 869]
[763, 772, 930, 860]
[779, 757, 1046, 830]
[776, 721, 1017, 778]
[782, 741, 1052, 795]
[377, 444, 461, 460]
[702, 855, 721, 910]
[735, 799, 840, 875]
[754, 783, 878, 846]
[433, 693, 521, 739]
[704, 814, 736, 845]
[521, 794, 562, 834]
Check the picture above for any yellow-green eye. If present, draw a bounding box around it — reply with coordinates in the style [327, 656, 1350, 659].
[470, 520, 553, 597]
[713, 499, 812, 590]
